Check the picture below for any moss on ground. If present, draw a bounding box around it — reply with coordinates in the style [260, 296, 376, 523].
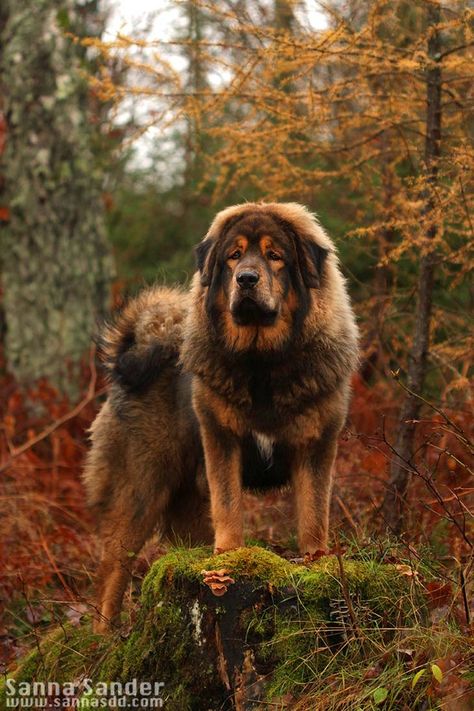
[2, 546, 470, 710]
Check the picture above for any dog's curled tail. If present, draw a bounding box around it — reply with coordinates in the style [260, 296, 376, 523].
[97, 286, 189, 395]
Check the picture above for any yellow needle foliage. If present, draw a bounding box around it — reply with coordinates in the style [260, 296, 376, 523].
[79, 0, 473, 394]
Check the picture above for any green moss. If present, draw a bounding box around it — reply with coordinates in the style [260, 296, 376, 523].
[194, 545, 301, 586]
[242, 607, 275, 638]
[299, 556, 418, 618]
[0, 625, 111, 711]
[9, 625, 107, 684]
[141, 545, 212, 605]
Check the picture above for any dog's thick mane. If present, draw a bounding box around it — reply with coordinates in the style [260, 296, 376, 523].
[181, 202, 359, 409]
[197, 201, 356, 340]
[97, 202, 358, 405]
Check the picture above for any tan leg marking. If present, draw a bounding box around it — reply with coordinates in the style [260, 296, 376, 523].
[94, 491, 169, 633]
[292, 433, 338, 555]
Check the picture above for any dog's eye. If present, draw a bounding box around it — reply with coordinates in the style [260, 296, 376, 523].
[268, 251, 282, 262]
[228, 250, 242, 260]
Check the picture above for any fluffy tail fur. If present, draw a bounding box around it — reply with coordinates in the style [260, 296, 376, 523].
[97, 286, 189, 394]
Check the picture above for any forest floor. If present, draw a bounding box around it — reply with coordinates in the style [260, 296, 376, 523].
[0, 348, 472, 708]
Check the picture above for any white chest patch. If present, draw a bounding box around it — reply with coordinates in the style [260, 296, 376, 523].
[253, 432, 275, 463]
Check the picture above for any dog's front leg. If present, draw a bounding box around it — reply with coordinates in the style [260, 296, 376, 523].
[292, 426, 339, 556]
[198, 411, 243, 553]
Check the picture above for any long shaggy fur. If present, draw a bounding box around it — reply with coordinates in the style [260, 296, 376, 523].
[97, 287, 188, 393]
[84, 202, 359, 632]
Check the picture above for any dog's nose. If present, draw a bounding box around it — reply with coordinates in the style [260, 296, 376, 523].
[236, 270, 259, 288]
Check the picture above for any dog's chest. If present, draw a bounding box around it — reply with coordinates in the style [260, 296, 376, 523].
[248, 367, 273, 409]
[241, 432, 291, 490]
[222, 357, 320, 430]
[245, 368, 316, 428]
[252, 432, 275, 463]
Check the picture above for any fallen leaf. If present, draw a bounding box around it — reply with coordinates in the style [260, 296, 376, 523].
[426, 581, 452, 609]
[431, 663, 443, 684]
[373, 687, 388, 704]
[363, 665, 381, 679]
[395, 563, 419, 578]
[303, 550, 327, 563]
[412, 668, 426, 689]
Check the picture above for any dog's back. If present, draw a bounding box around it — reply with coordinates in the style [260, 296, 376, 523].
[83, 286, 211, 632]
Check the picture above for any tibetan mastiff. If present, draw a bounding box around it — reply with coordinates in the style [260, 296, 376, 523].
[83, 202, 359, 631]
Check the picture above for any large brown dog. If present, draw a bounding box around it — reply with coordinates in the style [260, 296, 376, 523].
[83, 202, 359, 632]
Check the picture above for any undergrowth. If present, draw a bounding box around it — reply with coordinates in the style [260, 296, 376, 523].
[1, 545, 472, 710]
[0, 352, 472, 709]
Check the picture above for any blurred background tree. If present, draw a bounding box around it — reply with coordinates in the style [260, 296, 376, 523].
[0, 0, 115, 397]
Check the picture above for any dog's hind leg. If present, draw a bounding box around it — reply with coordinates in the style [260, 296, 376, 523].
[164, 470, 212, 547]
[93, 489, 170, 633]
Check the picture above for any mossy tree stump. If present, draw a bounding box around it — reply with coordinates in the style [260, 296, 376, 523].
[2, 547, 426, 710]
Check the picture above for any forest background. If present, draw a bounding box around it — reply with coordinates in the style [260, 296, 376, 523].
[0, 0, 472, 706]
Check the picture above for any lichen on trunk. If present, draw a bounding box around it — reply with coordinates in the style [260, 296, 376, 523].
[0, 0, 114, 397]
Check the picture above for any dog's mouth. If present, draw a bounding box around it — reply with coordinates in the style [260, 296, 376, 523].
[231, 296, 278, 327]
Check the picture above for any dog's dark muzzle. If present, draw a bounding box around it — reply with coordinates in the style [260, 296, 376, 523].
[231, 296, 278, 326]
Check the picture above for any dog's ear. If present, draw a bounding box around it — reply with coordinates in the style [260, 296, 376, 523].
[195, 239, 217, 287]
[299, 240, 329, 288]
[280, 219, 328, 289]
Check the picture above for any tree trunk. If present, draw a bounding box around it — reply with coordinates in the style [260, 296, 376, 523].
[382, 2, 442, 532]
[0, 0, 114, 397]
[361, 131, 396, 382]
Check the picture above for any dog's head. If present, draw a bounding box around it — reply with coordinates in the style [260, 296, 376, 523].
[195, 203, 334, 352]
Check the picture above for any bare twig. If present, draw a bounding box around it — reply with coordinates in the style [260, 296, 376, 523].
[459, 556, 472, 626]
[335, 542, 361, 643]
